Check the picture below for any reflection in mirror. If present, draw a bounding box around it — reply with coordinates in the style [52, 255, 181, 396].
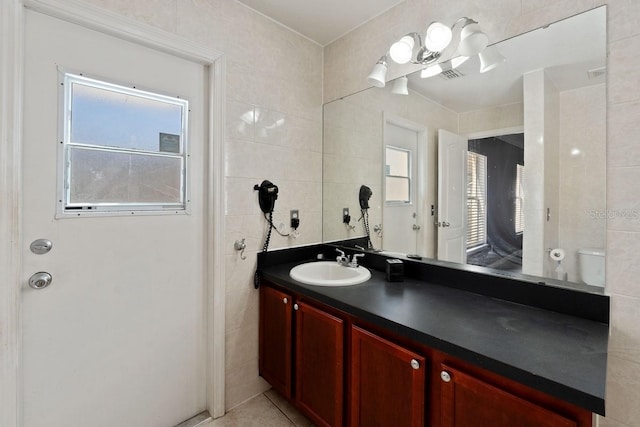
[323, 7, 606, 290]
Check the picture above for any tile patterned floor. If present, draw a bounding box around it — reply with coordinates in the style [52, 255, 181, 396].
[212, 389, 314, 426]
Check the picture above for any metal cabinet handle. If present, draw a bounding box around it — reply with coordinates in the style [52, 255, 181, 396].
[440, 370, 451, 382]
[410, 359, 420, 370]
[283, 297, 288, 304]
[412, 224, 421, 231]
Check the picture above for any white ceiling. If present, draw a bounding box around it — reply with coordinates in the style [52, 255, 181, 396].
[236, 0, 406, 46]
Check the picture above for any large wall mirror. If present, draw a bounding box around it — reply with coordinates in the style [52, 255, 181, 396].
[323, 6, 606, 291]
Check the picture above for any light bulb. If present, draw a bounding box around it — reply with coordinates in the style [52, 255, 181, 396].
[390, 35, 415, 64]
[425, 22, 452, 52]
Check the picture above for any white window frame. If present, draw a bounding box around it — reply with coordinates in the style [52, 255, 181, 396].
[57, 70, 190, 217]
[515, 163, 525, 234]
[385, 145, 412, 205]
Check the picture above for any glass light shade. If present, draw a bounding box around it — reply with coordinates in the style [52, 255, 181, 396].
[450, 56, 469, 69]
[458, 23, 488, 56]
[425, 22, 452, 52]
[479, 46, 505, 73]
[367, 58, 388, 88]
[420, 64, 443, 79]
[391, 76, 409, 95]
[390, 35, 415, 64]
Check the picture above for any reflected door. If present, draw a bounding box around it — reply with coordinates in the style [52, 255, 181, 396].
[383, 122, 420, 254]
[437, 129, 467, 264]
[21, 10, 206, 426]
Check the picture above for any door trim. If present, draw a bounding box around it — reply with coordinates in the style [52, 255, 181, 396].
[0, 0, 227, 424]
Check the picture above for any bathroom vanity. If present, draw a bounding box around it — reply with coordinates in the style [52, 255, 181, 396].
[257, 244, 608, 427]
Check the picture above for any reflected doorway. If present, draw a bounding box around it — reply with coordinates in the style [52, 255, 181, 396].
[466, 134, 524, 272]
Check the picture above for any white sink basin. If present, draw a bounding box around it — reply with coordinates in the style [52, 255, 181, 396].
[289, 261, 371, 287]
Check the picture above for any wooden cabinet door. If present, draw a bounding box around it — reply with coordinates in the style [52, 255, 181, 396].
[295, 302, 344, 427]
[439, 364, 577, 427]
[350, 326, 425, 427]
[259, 285, 293, 398]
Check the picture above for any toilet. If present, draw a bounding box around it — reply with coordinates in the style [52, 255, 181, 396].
[578, 248, 605, 287]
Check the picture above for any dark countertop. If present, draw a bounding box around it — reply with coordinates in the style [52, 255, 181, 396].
[261, 261, 608, 416]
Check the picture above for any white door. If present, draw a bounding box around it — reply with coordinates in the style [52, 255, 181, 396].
[22, 10, 206, 427]
[383, 122, 420, 255]
[437, 129, 467, 264]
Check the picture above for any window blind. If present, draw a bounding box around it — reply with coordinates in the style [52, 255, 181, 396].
[467, 152, 487, 249]
[515, 164, 524, 234]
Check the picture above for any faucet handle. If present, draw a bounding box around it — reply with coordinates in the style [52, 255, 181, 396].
[335, 248, 345, 257]
[349, 253, 365, 267]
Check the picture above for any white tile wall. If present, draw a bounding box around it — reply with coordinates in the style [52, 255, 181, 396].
[558, 85, 606, 282]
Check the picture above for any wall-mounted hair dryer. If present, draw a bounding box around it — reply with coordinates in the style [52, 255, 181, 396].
[359, 185, 372, 209]
[254, 180, 279, 213]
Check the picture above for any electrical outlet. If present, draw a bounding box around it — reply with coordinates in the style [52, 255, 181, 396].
[290, 210, 300, 229]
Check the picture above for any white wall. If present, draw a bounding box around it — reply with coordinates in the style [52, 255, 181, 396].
[522, 69, 547, 277]
[558, 84, 607, 283]
[458, 102, 524, 135]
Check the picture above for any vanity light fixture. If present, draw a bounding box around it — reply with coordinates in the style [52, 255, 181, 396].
[479, 45, 506, 73]
[368, 17, 494, 86]
[391, 76, 409, 95]
[457, 19, 489, 56]
[367, 55, 388, 87]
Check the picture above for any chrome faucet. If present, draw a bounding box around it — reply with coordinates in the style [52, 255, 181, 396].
[336, 248, 349, 266]
[336, 248, 365, 268]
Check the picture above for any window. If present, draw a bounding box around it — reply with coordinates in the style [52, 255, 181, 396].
[385, 146, 411, 204]
[515, 164, 524, 234]
[58, 72, 189, 216]
[467, 152, 487, 250]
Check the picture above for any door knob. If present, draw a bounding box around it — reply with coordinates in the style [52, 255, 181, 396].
[29, 272, 53, 289]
